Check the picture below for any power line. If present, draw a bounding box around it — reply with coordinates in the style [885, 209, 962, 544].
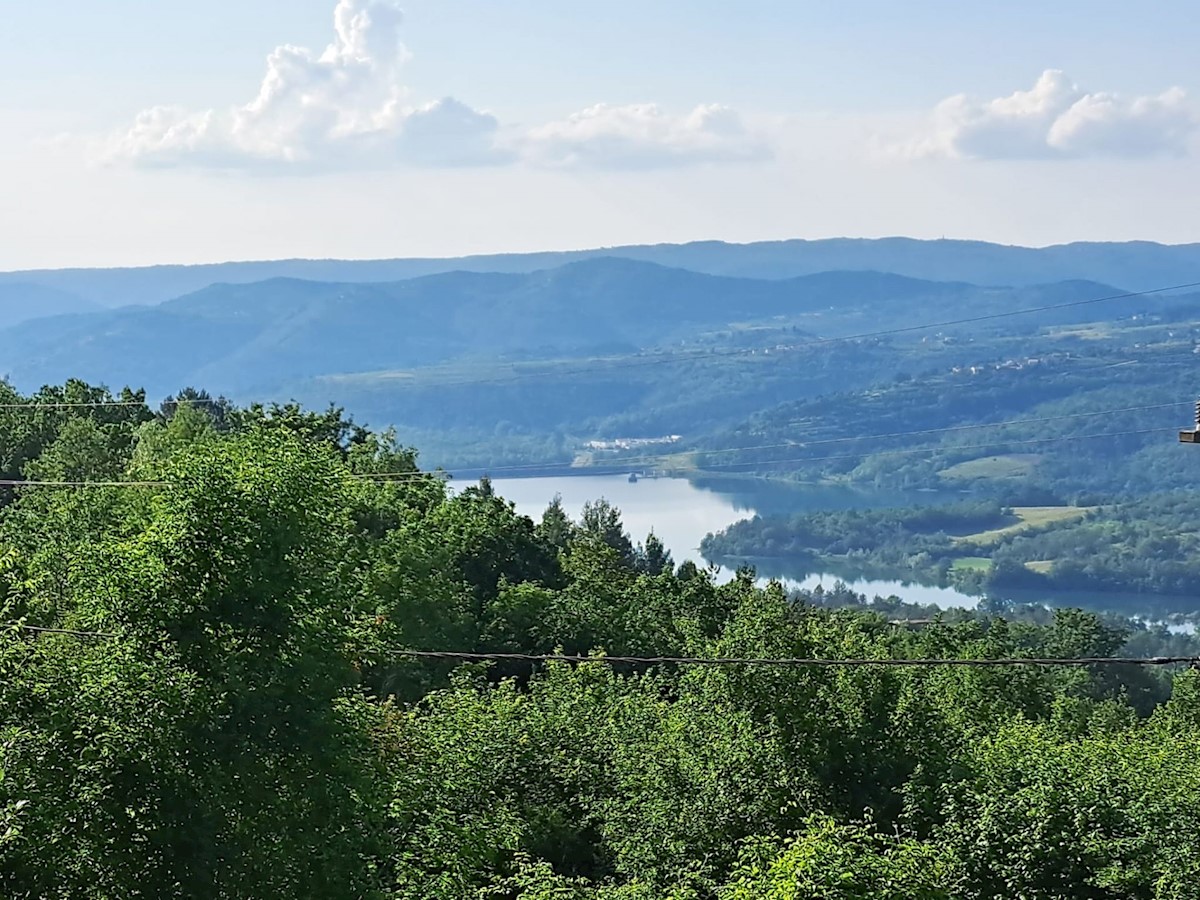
[5, 623, 115, 638]
[5, 625, 1195, 666]
[0, 399, 160, 411]
[0, 427, 1161, 489]
[0, 426, 1177, 490]
[687, 427, 1173, 471]
[358, 400, 1187, 477]
[346, 426, 1176, 482]
[0, 479, 170, 488]
[387, 650, 1200, 668]
[0, 397, 284, 412]
[0, 284, 1191, 488]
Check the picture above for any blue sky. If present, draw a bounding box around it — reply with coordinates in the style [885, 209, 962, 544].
[4, 0, 1200, 268]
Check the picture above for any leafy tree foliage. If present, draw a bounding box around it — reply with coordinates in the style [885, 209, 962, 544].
[0, 381, 1198, 897]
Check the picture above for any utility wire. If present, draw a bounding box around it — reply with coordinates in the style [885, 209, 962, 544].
[389, 650, 1200, 667]
[0, 399, 160, 411]
[5, 625, 1195, 666]
[356, 399, 1187, 477]
[0, 479, 170, 488]
[5, 623, 116, 638]
[685, 427, 1173, 471]
[0, 425, 1174, 488]
[0, 365, 1189, 486]
[345, 427, 1171, 482]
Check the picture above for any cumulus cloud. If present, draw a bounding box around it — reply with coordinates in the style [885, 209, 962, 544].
[107, 0, 505, 170]
[520, 102, 769, 169]
[102, 0, 766, 173]
[897, 70, 1196, 160]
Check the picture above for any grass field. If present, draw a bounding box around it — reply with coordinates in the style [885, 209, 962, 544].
[956, 506, 1093, 546]
[951, 557, 992, 572]
[1045, 323, 1116, 340]
[938, 454, 1038, 481]
[1023, 560, 1056, 574]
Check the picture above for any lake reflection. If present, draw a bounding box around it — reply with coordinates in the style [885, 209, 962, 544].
[787, 574, 980, 609]
[487, 474, 753, 562]
[482, 474, 977, 608]
[475, 474, 1197, 622]
[485, 474, 960, 563]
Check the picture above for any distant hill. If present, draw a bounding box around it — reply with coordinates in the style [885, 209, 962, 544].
[0, 260, 973, 395]
[5, 237, 1200, 308]
[0, 258, 1152, 403]
[0, 283, 97, 328]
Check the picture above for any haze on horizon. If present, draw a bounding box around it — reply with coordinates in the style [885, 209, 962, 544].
[5, 0, 1200, 270]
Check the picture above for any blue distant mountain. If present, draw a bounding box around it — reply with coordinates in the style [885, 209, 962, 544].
[0, 282, 98, 328]
[0, 257, 1149, 401]
[4, 237, 1200, 309]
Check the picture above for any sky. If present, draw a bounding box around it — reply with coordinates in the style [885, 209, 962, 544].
[4, 0, 1200, 269]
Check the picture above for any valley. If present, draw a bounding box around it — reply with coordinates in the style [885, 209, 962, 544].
[4, 235, 1200, 897]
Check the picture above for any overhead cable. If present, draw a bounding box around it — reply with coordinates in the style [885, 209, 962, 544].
[5, 625, 1195, 666]
[0, 425, 1175, 488]
[345, 426, 1177, 482]
[5, 623, 116, 638]
[390, 650, 1200, 667]
[366, 399, 1188, 476]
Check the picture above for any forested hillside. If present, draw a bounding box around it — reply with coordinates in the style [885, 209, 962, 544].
[0, 260, 1055, 395]
[2, 380, 1200, 898]
[702, 496, 1200, 618]
[4, 255, 1198, 484]
[686, 309, 1200, 498]
[0, 283, 97, 328]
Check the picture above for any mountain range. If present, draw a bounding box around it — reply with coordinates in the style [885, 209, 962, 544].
[6, 237, 1200, 311]
[0, 282, 99, 329]
[4, 242, 1200, 472]
[0, 261, 963, 394]
[0, 258, 1160, 402]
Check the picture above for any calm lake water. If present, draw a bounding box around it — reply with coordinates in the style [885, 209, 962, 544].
[486, 473, 977, 607]
[490, 474, 753, 563]
[478, 474, 1196, 626]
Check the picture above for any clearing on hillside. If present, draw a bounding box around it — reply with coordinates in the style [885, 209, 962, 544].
[951, 556, 991, 572]
[955, 506, 1093, 546]
[938, 454, 1038, 481]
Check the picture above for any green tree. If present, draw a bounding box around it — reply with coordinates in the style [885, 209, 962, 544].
[579, 499, 635, 564]
[537, 494, 576, 553]
[721, 816, 953, 899]
[0, 431, 391, 898]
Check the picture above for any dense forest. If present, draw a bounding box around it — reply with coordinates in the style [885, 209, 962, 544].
[702, 494, 1200, 612]
[5, 255, 1200, 491]
[2, 379, 1200, 897]
[688, 320, 1200, 497]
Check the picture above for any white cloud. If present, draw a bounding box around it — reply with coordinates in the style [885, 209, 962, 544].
[896, 70, 1196, 160]
[1048, 86, 1193, 157]
[102, 0, 765, 173]
[107, 0, 504, 170]
[519, 102, 769, 169]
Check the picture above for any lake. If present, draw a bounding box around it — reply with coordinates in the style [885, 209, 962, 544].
[485, 473, 978, 607]
[488, 473, 964, 559]
[490, 474, 752, 564]
[480, 473, 1196, 625]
